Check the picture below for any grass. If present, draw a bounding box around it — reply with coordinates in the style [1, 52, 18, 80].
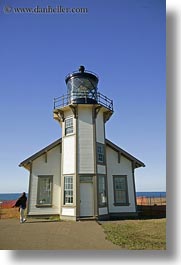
[102, 218, 166, 250]
[0, 207, 61, 222]
[0, 208, 22, 219]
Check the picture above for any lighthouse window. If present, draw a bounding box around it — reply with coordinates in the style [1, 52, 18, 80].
[65, 117, 73, 135]
[98, 175, 107, 207]
[113, 175, 129, 206]
[64, 176, 73, 204]
[97, 143, 105, 164]
[36, 175, 53, 207]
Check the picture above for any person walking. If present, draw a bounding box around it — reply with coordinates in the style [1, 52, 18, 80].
[13, 192, 27, 223]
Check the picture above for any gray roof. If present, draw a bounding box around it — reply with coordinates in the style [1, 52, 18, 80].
[19, 138, 145, 169]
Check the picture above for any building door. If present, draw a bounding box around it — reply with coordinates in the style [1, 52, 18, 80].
[80, 181, 94, 217]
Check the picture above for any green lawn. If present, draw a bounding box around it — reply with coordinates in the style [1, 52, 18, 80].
[102, 218, 166, 250]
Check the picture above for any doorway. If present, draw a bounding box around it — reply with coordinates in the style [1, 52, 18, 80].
[80, 179, 94, 217]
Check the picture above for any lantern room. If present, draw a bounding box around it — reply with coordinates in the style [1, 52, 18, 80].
[65, 65, 99, 104]
[53, 66, 114, 118]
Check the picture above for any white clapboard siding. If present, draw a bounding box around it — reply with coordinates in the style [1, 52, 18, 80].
[97, 165, 106, 174]
[106, 146, 136, 213]
[62, 135, 75, 174]
[99, 207, 108, 215]
[28, 145, 61, 215]
[96, 110, 105, 144]
[78, 106, 95, 173]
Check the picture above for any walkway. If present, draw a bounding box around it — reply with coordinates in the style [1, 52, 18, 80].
[0, 219, 121, 250]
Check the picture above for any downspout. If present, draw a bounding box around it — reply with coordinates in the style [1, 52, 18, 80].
[27, 162, 32, 216]
[132, 161, 137, 213]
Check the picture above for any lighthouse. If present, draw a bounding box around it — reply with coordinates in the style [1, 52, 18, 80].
[19, 66, 144, 221]
[53, 66, 113, 220]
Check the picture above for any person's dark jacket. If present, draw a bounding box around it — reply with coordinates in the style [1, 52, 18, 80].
[13, 193, 27, 209]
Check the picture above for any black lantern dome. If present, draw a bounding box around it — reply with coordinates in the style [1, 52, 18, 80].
[65, 66, 99, 104]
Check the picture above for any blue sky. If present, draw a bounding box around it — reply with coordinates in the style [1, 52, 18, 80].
[0, 0, 165, 193]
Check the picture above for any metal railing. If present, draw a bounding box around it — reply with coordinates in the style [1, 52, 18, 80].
[54, 94, 70, 108]
[97, 92, 113, 111]
[54, 91, 113, 112]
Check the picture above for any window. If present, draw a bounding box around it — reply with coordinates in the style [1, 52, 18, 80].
[98, 175, 107, 207]
[65, 117, 73, 135]
[97, 143, 105, 164]
[37, 176, 53, 206]
[113, 175, 129, 206]
[64, 176, 73, 204]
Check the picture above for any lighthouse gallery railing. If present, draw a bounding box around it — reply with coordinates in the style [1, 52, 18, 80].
[54, 92, 113, 112]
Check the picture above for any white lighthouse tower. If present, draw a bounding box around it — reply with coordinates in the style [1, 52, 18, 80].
[53, 66, 113, 220]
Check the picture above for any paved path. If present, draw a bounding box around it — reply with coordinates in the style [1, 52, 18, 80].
[0, 219, 121, 250]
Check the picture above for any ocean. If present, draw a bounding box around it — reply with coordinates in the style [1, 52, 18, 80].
[0, 193, 23, 201]
[0, 191, 166, 202]
[136, 192, 166, 198]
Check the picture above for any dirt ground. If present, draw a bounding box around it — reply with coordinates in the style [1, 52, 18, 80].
[0, 219, 121, 250]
